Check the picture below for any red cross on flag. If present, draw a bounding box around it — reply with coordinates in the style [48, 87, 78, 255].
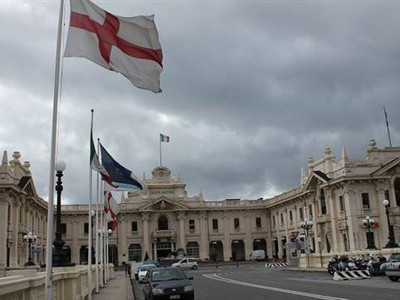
[65, 0, 163, 93]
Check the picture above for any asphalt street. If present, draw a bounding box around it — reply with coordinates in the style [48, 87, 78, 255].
[132, 263, 400, 300]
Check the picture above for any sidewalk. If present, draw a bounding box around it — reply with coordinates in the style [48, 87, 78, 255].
[93, 271, 134, 300]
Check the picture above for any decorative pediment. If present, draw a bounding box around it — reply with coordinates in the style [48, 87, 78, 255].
[303, 171, 330, 191]
[371, 157, 400, 176]
[18, 176, 38, 198]
[139, 197, 188, 211]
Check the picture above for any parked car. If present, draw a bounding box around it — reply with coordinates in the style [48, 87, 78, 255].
[138, 264, 157, 283]
[249, 250, 266, 261]
[380, 253, 400, 272]
[143, 259, 161, 267]
[172, 258, 198, 270]
[385, 261, 400, 281]
[143, 267, 194, 300]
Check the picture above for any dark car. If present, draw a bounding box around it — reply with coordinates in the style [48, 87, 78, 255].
[143, 267, 194, 300]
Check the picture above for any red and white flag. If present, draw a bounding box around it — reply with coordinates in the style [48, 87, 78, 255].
[104, 186, 119, 230]
[65, 0, 163, 93]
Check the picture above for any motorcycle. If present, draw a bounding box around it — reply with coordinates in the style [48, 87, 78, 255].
[327, 256, 339, 275]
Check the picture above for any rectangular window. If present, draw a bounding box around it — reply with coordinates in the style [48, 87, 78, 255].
[273, 215, 276, 228]
[131, 221, 137, 232]
[84, 223, 89, 234]
[289, 211, 293, 224]
[256, 217, 262, 228]
[362, 193, 370, 209]
[189, 219, 195, 230]
[212, 219, 218, 230]
[299, 207, 304, 219]
[234, 218, 240, 229]
[339, 196, 345, 212]
[60, 223, 66, 235]
[280, 213, 284, 226]
[308, 204, 313, 218]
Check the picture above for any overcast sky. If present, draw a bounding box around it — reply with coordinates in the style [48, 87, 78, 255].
[1, 0, 399, 205]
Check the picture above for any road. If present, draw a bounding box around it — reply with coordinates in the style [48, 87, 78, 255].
[132, 263, 400, 300]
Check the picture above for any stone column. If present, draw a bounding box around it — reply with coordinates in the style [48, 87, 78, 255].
[265, 212, 273, 259]
[71, 218, 79, 264]
[344, 189, 356, 251]
[223, 214, 231, 261]
[0, 190, 10, 276]
[178, 212, 186, 250]
[142, 213, 150, 259]
[244, 212, 253, 259]
[311, 202, 320, 254]
[199, 213, 209, 260]
[376, 181, 390, 249]
[10, 199, 20, 267]
[327, 189, 339, 252]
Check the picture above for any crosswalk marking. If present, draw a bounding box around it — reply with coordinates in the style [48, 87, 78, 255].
[203, 273, 350, 300]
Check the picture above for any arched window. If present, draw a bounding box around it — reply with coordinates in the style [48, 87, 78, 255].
[158, 215, 169, 230]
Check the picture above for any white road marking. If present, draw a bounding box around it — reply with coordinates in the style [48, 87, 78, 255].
[203, 273, 350, 300]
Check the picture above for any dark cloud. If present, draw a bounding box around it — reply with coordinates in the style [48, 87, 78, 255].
[1, 1, 399, 204]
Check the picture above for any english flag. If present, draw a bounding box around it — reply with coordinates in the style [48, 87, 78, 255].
[65, 0, 163, 92]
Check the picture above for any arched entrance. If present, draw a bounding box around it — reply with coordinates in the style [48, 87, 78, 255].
[157, 241, 172, 258]
[253, 239, 267, 258]
[231, 240, 245, 261]
[209, 241, 223, 261]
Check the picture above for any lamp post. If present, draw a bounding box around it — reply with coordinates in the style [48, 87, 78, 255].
[362, 216, 376, 249]
[300, 218, 314, 239]
[24, 232, 37, 266]
[300, 218, 313, 268]
[53, 161, 67, 266]
[383, 199, 399, 248]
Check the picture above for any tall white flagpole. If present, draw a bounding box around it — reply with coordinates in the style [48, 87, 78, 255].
[88, 111, 94, 300]
[45, 1, 66, 299]
[99, 179, 104, 287]
[95, 139, 100, 293]
[159, 134, 162, 166]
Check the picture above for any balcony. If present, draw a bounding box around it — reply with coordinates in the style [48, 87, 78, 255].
[152, 229, 176, 239]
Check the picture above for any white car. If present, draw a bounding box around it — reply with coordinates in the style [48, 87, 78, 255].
[138, 264, 157, 282]
[172, 258, 198, 270]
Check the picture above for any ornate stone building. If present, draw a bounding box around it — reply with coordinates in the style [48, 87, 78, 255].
[1, 140, 400, 272]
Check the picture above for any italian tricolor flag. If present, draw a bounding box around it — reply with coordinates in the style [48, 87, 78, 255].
[160, 133, 170, 142]
[90, 128, 115, 187]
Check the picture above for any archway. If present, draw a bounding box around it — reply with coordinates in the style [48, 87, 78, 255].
[231, 240, 245, 261]
[79, 245, 94, 264]
[128, 244, 142, 262]
[209, 241, 223, 261]
[253, 239, 267, 258]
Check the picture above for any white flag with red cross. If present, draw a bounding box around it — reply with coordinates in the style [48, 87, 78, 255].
[65, 0, 163, 93]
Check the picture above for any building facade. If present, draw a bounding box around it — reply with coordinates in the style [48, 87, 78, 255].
[1, 140, 400, 273]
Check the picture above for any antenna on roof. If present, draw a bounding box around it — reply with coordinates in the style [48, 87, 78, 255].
[383, 105, 393, 147]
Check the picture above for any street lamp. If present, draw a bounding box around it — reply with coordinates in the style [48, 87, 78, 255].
[300, 218, 314, 237]
[362, 216, 376, 249]
[383, 199, 399, 248]
[24, 232, 37, 266]
[53, 161, 67, 266]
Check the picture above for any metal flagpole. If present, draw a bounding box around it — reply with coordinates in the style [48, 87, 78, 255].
[159, 134, 162, 166]
[88, 112, 94, 300]
[99, 173, 104, 287]
[383, 105, 393, 147]
[45, 1, 66, 299]
[95, 140, 100, 293]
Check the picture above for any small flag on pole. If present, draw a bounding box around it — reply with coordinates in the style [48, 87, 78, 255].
[65, 0, 163, 93]
[160, 133, 170, 142]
